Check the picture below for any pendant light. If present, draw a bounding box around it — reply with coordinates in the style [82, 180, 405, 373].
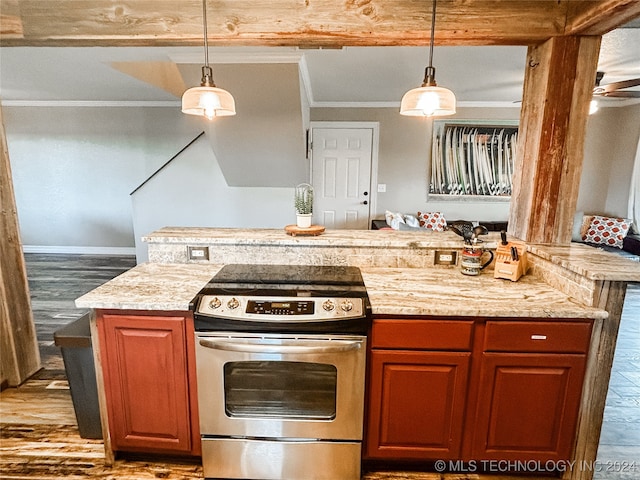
[400, 0, 456, 117]
[182, 0, 236, 119]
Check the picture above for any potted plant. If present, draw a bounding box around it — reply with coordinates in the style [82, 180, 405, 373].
[294, 183, 314, 228]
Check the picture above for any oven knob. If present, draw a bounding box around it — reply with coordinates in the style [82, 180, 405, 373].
[208, 297, 222, 310]
[340, 300, 354, 312]
[227, 297, 240, 310]
[322, 300, 335, 311]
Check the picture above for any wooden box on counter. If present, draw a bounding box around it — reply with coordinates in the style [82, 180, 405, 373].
[494, 240, 528, 282]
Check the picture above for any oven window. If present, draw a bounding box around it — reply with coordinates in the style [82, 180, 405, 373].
[223, 361, 337, 419]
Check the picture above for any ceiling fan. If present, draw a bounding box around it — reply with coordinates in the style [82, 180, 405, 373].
[593, 71, 640, 98]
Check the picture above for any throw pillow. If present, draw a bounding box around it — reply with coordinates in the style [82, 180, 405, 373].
[571, 211, 584, 242]
[582, 215, 631, 249]
[404, 214, 420, 228]
[417, 211, 447, 232]
[572, 212, 594, 243]
[398, 223, 424, 232]
[385, 210, 405, 230]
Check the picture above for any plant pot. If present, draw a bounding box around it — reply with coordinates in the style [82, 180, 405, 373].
[296, 214, 313, 228]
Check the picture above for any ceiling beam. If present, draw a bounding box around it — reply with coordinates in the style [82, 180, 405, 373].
[565, 0, 640, 36]
[1, 0, 636, 48]
[0, 0, 23, 38]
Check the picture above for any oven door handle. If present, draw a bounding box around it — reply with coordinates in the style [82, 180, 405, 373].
[198, 338, 363, 354]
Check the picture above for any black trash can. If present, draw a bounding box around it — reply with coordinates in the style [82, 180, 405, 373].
[54, 313, 103, 439]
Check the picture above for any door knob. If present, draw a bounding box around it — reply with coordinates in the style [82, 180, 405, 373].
[363, 191, 369, 196]
[363, 200, 368, 205]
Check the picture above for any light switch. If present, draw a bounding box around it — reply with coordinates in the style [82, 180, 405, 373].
[377, 184, 387, 193]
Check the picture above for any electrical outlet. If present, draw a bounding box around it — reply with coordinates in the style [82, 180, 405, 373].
[188, 246, 209, 261]
[434, 250, 458, 265]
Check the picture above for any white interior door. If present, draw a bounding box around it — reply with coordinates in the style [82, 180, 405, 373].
[311, 126, 375, 229]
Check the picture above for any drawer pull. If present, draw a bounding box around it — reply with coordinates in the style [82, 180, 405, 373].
[531, 334, 547, 340]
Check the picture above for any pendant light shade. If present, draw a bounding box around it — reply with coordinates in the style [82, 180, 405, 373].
[182, 67, 236, 119]
[181, 0, 236, 119]
[400, 67, 456, 116]
[400, 0, 456, 117]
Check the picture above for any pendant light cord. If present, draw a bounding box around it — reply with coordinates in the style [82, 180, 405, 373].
[428, 0, 436, 68]
[202, 0, 209, 68]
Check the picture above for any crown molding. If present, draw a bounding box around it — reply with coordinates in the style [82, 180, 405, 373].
[3, 98, 637, 109]
[297, 55, 314, 106]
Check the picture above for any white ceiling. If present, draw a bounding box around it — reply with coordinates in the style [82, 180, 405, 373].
[1, 28, 639, 107]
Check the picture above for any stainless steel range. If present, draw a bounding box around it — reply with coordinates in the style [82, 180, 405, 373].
[191, 264, 371, 480]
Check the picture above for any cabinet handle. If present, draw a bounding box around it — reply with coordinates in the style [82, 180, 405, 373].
[531, 334, 547, 340]
[198, 338, 362, 354]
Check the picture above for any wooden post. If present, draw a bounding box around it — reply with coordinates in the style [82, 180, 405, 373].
[0, 104, 41, 387]
[509, 36, 601, 245]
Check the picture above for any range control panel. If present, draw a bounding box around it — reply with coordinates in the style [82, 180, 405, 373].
[196, 295, 365, 322]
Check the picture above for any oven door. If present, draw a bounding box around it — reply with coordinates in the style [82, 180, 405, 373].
[195, 332, 366, 441]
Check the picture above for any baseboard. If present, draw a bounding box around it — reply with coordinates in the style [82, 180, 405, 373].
[23, 245, 136, 255]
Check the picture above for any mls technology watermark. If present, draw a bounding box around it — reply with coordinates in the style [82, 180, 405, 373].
[433, 459, 638, 474]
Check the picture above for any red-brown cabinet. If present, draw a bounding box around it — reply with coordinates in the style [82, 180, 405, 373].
[470, 320, 591, 462]
[97, 310, 200, 456]
[366, 319, 473, 460]
[366, 317, 593, 467]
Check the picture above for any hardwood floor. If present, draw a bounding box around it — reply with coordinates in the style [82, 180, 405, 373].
[1, 254, 638, 479]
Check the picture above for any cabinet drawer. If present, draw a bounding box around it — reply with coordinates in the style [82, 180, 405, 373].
[484, 320, 592, 353]
[372, 319, 474, 351]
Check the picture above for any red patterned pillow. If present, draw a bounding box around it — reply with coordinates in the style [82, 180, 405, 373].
[417, 211, 447, 232]
[582, 215, 631, 249]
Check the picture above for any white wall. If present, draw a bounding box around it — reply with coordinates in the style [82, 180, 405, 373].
[131, 134, 294, 261]
[4, 105, 203, 253]
[4, 102, 638, 254]
[311, 106, 520, 222]
[578, 104, 640, 218]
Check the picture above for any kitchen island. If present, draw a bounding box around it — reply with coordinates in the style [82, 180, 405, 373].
[76, 227, 639, 480]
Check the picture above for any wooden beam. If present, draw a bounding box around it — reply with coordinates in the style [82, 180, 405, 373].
[508, 35, 602, 245]
[565, 0, 640, 36]
[569, 280, 628, 480]
[0, 0, 23, 38]
[0, 104, 41, 388]
[0, 0, 592, 47]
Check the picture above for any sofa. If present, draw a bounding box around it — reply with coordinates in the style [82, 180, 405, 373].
[372, 211, 639, 258]
[371, 218, 508, 232]
[572, 213, 639, 259]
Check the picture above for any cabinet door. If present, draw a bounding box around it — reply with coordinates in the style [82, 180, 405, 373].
[366, 350, 470, 460]
[472, 353, 587, 462]
[99, 313, 193, 453]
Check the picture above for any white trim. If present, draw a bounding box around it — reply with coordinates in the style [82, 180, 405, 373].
[23, 245, 136, 255]
[457, 101, 522, 108]
[5, 99, 636, 110]
[1, 100, 180, 108]
[309, 121, 380, 230]
[298, 56, 315, 106]
[311, 101, 400, 108]
[309, 101, 522, 109]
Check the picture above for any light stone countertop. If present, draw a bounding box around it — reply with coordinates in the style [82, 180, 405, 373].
[143, 227, 640, 282]
[142, 226, 500, 249]
[360, 267, 607, 319]
[75, 262, 607, 320]
[528, 243, 640, 282]
[75, 263, 223, 311]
